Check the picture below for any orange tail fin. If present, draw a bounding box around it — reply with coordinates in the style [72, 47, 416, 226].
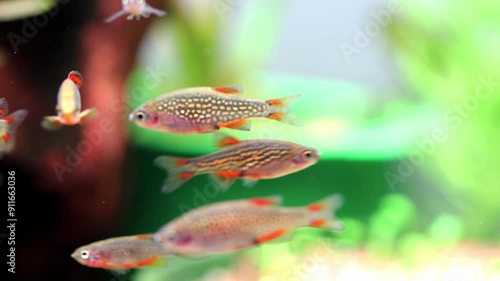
[306, 194, 344, 231]
[265, 95, 303, 126]
[154, 156, 194, 193]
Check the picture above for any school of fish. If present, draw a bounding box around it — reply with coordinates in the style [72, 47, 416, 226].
[1, 0, 346, 274]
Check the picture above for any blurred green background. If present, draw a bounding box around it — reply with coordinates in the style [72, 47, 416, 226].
[100, 0, 500, 279]
[1, 0, 499, 280]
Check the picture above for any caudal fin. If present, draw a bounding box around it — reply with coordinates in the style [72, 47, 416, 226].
[265, 95, 303, 126]
[3, 110, 28, 152]
[306, 194, 344, 231]
[153, 156, 194, 193]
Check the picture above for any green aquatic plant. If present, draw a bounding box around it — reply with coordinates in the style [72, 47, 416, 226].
[387, 0, 500, 239]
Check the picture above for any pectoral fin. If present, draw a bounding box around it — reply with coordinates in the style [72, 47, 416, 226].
[242, 178, 259, 187]
[41, 116, 63, 131]
[79, 108, 99, 123]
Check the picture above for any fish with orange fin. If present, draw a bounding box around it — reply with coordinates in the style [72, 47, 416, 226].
[105, 0, 166, 23]
[128, 86, 302, 134]
[0, 98, 9, 118]
[154, 132, 319, 193]
[0, 99, 28, 157]
[41, 71, 98, 131]
[71, 234, 169, 270]
[153, 195, 344, 256]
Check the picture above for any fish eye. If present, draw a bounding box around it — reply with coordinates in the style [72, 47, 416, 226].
[80, 250, 90, 260]
[135, 110, 147, 122]
[303, 151, 313, 158]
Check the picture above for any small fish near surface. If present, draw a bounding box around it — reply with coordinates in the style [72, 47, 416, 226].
[0, 98, 28, 157]
[128, 86, 302, 134]
[41, 71, 98, 131]
[71, 234, 170, 270]
[105, 0, 167, 23]
[154, 132, 320, 193]
[153, 195, 344, 256]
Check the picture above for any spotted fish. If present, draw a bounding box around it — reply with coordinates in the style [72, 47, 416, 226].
[128, 86, 302, 134]
[153, 195, 344, 256]
[71, 234, 169, 270]
[154, 132, 319, 192]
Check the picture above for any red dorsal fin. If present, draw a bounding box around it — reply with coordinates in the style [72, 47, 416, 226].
[68, 70, 83, 89]
[213, 85, 243, 94]
[135, 234, 153, 240]
[250, 195, 282, 206]
[214, 132, 240, 148]
[250, 198, 275, 206]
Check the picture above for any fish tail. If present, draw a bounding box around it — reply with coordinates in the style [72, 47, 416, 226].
[265, 95, 303, 126]
[3, 110, 28, 152]
[305, 194, 344, 231]
[153, 156, 194, 193]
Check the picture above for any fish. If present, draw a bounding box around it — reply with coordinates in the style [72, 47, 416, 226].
[0, 98, 9, 118]
[153, 195, 344, 256]
[128, 86, 302, 134]
[0, 107, 28, 157]
[41, 71, 98, 131]
[71, 234, 170, 270]
[105, 0, 167, 23]
[154, 132, 320, 192]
